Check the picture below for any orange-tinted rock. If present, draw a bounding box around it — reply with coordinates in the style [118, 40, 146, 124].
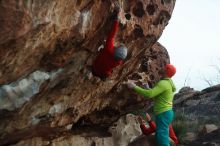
[0, 0, 175, 145]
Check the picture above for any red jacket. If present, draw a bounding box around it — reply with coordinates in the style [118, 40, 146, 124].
[92, 19, 122, 78]
[140, 121, 179, 145]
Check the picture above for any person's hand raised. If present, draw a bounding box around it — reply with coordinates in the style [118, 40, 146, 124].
[145, 113, 152, 122]
[126, 81, 136, 89]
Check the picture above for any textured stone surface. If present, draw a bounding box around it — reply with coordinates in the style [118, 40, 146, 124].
[11, 114, 141, 146]
[173, 85, 220, 145]
[0, 0, 175, 145]
[201, 124, 218, 135]
[187, 128, 220, 146]
[0, 0, 175, 84]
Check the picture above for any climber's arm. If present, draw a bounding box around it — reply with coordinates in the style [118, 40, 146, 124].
[148, 121, 156, 130]
[140, 124, 155, 135]
[134, 81, 167, 98]
[105, 2, 122, 53]
[105, 19, 119, 53]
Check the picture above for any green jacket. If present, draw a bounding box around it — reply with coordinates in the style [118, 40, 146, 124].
[134, 78, 176, 115]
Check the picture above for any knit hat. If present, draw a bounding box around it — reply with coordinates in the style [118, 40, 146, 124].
[165, 64, 176, 78]
[114, 44, 127, 60]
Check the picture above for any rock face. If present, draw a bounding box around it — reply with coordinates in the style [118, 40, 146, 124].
[174, 85, 220, 126]
[0, 0, 174, 84]
[173, 85, 220, 145]
[187, 128, 220, 146]
[10, 114, 142, 146]
[0, 0, 176, 145]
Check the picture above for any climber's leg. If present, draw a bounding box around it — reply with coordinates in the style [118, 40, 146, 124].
[155, 110, 174, 146]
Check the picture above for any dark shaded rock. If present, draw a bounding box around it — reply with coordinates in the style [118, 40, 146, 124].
[202, 84, 220, 93]
[187, 128, 220, 146]
[173, 85, 220, 145]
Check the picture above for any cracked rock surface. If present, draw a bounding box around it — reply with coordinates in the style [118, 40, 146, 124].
[0, 0, 175, 145]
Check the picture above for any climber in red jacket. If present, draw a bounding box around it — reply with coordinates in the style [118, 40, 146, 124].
[92, 4, 127, 80]
[137, 113, 179, 145]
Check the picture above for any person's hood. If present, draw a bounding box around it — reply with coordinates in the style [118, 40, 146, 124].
[166, 78, 176, 92]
